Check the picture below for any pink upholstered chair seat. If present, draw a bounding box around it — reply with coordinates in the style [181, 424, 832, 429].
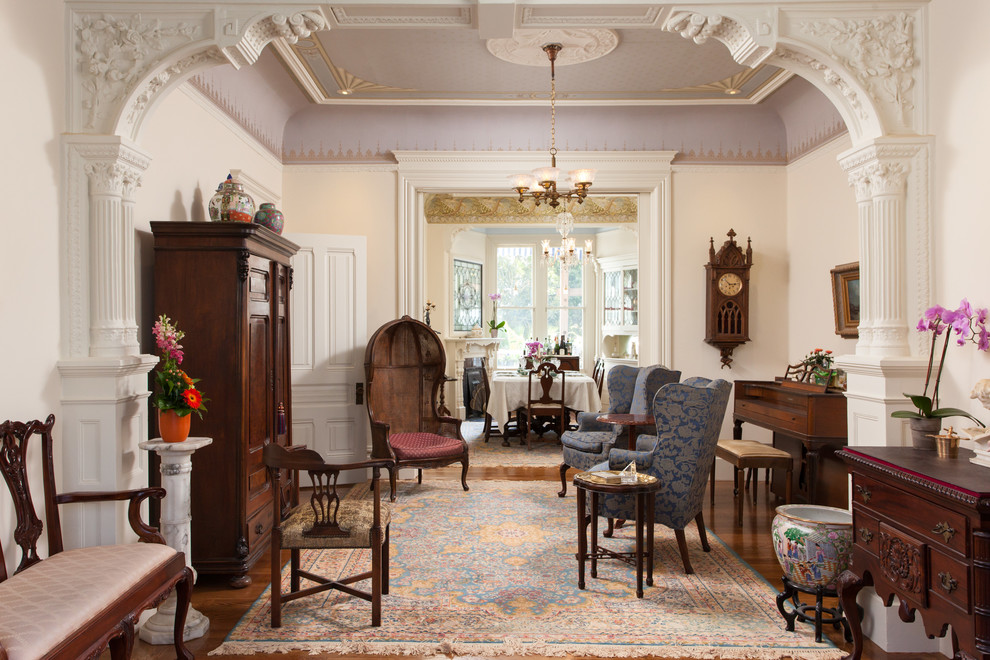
[389, 432, 464, 460]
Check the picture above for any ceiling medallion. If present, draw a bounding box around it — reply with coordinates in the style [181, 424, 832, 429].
[486, 28, 618, 67]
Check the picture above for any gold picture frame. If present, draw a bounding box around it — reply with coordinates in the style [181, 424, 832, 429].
[831, 262, 860, 338]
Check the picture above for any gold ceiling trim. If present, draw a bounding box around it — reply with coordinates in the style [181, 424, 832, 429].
[425, 194, 637, 224]
[293, 36, 416, 95]
[661, 66, 762, 95]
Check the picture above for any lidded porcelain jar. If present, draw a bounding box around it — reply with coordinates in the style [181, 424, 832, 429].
[208, 174, 255, 222]
[253, 203, 284, 234]
[771, 504, 853, 590]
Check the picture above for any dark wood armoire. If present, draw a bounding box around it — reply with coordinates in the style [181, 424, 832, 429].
[151, 221, 297, 587]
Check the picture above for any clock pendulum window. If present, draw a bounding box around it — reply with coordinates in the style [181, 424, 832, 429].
[704, 229, 753, 368]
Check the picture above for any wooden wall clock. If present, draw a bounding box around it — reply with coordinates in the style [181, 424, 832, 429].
[705, 229, 753, 368]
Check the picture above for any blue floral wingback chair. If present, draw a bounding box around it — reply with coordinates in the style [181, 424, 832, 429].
[557, 364, 680, 496]
[591, 377, 732, 574]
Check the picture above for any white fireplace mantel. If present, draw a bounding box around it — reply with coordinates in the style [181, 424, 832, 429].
[443, 336, 501, 419]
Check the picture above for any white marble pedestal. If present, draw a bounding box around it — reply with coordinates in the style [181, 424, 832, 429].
[138, 436, 212, 644]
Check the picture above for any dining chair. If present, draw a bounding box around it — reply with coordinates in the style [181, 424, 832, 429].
[590, 377, 732, 574]
[557, 364, 680, 496]
[526, 361, 566, 450]
[264, 443, 393, 627]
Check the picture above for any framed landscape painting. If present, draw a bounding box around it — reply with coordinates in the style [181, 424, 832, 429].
[831, 262, 860, 338]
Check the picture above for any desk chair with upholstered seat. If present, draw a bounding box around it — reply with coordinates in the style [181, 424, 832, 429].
[264, 443, 393, 627]
[365, 315, 469, 501]
[591, 377, 732, 574]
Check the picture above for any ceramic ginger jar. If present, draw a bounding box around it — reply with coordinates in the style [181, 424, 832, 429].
[253, 203, 284, 234]
[771, 504, 853, 590]
[208, 174, 255, 223]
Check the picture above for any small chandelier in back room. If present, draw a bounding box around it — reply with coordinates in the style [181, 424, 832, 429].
[509, 44, 596, 208]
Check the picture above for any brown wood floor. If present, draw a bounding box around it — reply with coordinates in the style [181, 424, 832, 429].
[131, 464, 942, 660]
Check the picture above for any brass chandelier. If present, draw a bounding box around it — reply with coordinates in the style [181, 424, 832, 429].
[509, 44, 596, 208]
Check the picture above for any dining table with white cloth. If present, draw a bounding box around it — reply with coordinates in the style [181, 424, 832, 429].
[488, 371, 602, 432]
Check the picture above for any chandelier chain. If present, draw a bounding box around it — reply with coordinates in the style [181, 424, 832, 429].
[550, 74, 556, 157]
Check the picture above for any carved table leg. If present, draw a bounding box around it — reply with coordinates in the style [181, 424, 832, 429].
[558, 462, 569, 497]
[733, 418, 743, 440]
[806, 448, 821, 505]
[576, 485, 587, 590]
[836, 569, 866, 660]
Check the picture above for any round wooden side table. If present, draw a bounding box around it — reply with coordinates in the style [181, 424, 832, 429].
[573, 470, 661, 598]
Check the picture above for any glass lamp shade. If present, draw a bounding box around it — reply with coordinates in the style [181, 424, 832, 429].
[531, 166, 560, 185]
[509, 173, 535, 191]
[569, 168, 597, 185]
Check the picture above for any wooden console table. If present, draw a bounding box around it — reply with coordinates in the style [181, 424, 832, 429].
[732, 380, 847, 509]
[837, 446, 990, 660]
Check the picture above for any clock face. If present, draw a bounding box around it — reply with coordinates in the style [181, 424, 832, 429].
[718, 272, 743, 296]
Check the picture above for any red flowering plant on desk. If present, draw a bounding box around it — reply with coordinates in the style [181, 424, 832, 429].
[891, 299, 988, 426]
[150, 315, 208, 419]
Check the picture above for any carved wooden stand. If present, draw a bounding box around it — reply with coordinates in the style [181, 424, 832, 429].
[775, 574, 851, 643]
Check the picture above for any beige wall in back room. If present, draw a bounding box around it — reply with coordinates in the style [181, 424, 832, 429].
[281, 168, 398, 335]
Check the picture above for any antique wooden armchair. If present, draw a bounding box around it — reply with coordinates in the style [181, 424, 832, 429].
[365, 315, 470, 501]
[264, 443, 393, 627]
[0, 415, 193, 660]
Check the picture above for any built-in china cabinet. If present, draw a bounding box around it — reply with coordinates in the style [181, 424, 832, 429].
[598, 255, 639, 375]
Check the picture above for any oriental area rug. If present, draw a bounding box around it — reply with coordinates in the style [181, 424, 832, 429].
[461, 420, 562, 468]
[211, 480, 844, 659]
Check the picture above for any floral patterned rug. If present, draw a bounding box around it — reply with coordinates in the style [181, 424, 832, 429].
[211, 481, 843, 658]
[462, 420, 563, 468]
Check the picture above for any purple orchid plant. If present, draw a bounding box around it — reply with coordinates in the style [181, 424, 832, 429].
[487, 293, 506, 332]
[891, 299, 988, 425]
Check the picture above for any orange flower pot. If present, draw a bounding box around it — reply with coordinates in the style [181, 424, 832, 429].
[158, 409, 191, 443]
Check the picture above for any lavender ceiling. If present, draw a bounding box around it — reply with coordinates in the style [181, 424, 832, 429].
[185, 4, 847, 165]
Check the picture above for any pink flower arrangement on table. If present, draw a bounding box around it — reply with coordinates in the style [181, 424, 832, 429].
[891, 298, 988, 425]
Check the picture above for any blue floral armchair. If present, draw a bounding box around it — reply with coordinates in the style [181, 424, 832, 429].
[557, 364, 680, 496]
[591, 377, 732, 574]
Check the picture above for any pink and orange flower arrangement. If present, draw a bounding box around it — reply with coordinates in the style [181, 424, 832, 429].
[151, 315, 208, 420]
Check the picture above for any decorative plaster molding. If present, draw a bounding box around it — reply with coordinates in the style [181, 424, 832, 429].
[799, 13, 916, 125]
[425, 194, 637, 225]
[866, 162, 908, 197]
[773, 48, 869, 122]
[331, 7, 471, 26]
[519, 6, 662, 28]
[486, 29, 618, 67]
[125, 49, 225, 131]
[664, 12, 773, 68]
[83, 161, 143, 196]
[74, 13, 199, 131]
[227, 11, 326, 68]
[672, 164, 785, 175]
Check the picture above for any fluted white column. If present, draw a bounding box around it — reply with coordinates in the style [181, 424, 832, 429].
[848, 172, 874, 355]
[867, 163, 909, 356]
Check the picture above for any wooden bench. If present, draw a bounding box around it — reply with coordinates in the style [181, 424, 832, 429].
[711, 438, 793, 526]
[0, 416, 193, 660]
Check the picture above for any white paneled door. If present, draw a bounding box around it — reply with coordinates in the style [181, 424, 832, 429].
[286, 234, 368, 468]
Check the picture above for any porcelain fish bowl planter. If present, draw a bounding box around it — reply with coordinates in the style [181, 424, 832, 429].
[772, 504, 853, 590]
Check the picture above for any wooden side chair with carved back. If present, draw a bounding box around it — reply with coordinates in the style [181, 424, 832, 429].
[0, 415, 193, 660]
[526, 361, 566, 451]
[365, 315, 470, 501]
[264, 443, 394, 628]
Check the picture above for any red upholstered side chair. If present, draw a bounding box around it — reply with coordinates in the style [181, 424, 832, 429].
[0, 416, 193, 660]
[365, 315, 470, 501]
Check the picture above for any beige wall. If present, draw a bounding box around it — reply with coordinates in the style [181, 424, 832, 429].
[0, 0, 65, 572]
[281, 168, 398, 335]
[930, 0, 990, 423]
[135, 87, 284, 349]
[785, 135, 859, 363]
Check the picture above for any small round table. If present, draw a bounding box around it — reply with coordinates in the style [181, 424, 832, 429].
[573, 470, 661, 598]
[595, 414, 655, 450]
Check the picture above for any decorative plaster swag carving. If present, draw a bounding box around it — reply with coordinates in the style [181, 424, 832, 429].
[425, 194, 637, 225]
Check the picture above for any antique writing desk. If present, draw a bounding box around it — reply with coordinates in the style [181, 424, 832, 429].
[733, 379, 848, 508]
[837, 447, 990, 660]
